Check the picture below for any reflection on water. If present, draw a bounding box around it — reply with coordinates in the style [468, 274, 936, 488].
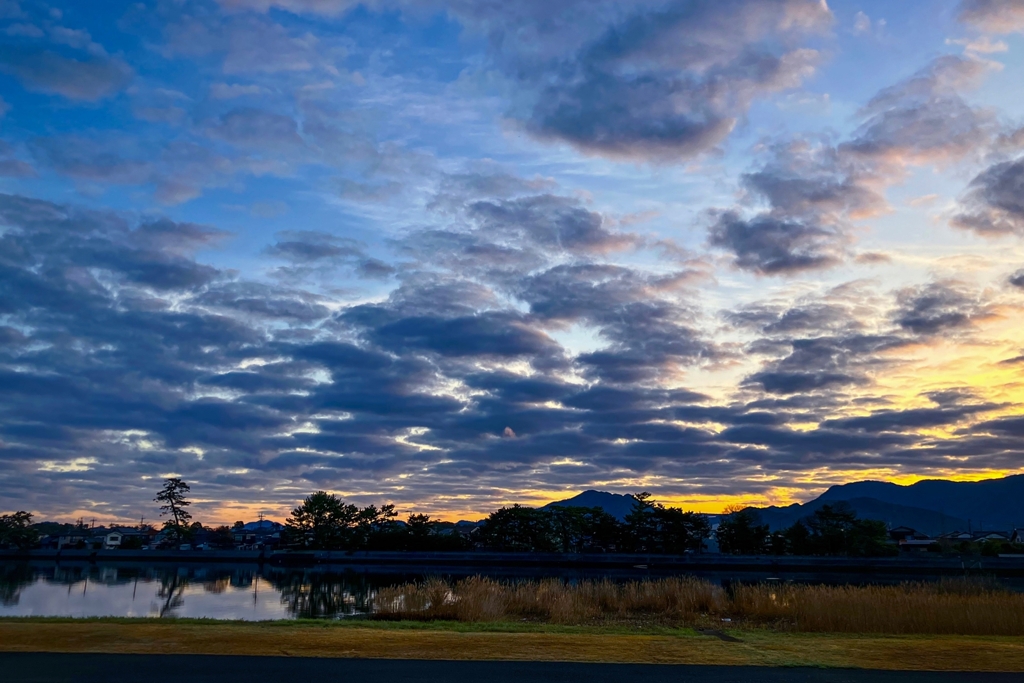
[3, 561, 1023, 621]
[0, 563, 392, 620]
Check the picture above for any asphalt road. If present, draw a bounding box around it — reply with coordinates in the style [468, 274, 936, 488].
[2, 653, 1020, 683]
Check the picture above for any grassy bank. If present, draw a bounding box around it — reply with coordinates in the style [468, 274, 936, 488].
[1, 618, 1024, 671]
[373, 576, 1024, 635]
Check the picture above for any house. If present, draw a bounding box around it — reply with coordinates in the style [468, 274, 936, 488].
[889, 526, 926, 542]
[57, 532, 92, 549]
[972, 531, 1011, 543]
[102, 527, 150, 549]
[937, 530, 974, 543]
[889, 527, 935, 551]
[1012, 529, 1024, 544]
[103, 531, 125, 549]
[233, 519, 284, 549]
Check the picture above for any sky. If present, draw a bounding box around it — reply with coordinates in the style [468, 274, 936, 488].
[2, 0, 1024, 525]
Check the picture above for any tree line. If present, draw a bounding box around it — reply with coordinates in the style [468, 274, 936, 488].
[716, 505, 896, 557]
[282, 489, 713, 553]
[1, 478, 896, 557]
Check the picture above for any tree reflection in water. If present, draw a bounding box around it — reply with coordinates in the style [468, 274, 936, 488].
[0, 565, 417, 619]
[156, 572, 188, 617]
[0, 564, 34, 606]
[274, 572, 374, 619]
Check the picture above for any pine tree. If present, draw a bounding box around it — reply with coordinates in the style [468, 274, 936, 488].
[155, 478, 193, 545]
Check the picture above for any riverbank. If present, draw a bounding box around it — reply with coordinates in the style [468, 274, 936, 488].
[5, 548, 1024, 579]
[1, 618, 1023, 671]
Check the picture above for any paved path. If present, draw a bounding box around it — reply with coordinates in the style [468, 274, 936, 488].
[2, 653, 1020, 683]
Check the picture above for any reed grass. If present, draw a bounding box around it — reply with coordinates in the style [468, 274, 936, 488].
[372, 576, 1024, 635]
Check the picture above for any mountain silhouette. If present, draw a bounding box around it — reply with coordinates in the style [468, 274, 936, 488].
[745, 475, 1024, 535]
[541, 490, 637, 521]
[816, 475, 1024, 531]
[747, 497, 970, 537]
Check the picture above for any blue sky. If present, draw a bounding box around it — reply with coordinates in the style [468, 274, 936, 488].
[3, 0, 1024, 523]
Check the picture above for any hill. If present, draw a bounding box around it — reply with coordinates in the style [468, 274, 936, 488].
[541, 490, 637, 521]
[816, 475, 1024, 531]
[748, 497, 970, 537]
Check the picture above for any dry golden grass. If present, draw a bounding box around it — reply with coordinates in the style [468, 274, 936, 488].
[374, 576, 1024, 635]
[2, 620, 1024, 671]
[730, 580, 1024, 635]
[375, 576, 725, 625]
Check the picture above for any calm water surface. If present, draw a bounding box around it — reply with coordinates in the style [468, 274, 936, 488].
[0, 564, 396, 620]
[4, 561, 1020, 620]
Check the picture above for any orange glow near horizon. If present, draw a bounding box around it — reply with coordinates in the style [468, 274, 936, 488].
[33, 466, 1024, 527]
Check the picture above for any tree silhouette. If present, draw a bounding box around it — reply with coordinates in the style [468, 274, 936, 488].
[155, 478, 193, 545]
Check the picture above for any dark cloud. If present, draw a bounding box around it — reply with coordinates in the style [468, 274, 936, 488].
[742, 332, 904, 396]
[346, 306, 562, 360]
[264, 231, 365, 263]
[196, 282, 331, 322]
[708, 138, 884, 274]
[822, 402, 996, 433]
[708, 211, 844, 275]
[467, 195, 638, 254]
[710, 56, 997, 275]
[1010, 269, 1024, 289]
[521, 0, 831, 160]
[515, 264, 715, 382]
[893, 281, 994, 336]
[952, 157, 1024, 236]
[732, 285, 916, 399]
[0, 45, 132, 100]
[264, 229, 395, 282]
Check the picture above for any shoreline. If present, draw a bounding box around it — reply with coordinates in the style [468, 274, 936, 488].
[5, 549, 1024, 577]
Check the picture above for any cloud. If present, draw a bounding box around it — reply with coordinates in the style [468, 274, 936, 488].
[264, 230, 396, 281]
[162, 12, 333, 75]
[467, 195, 638, 255]
[196, 282, 331, 321]
[958, 0, 1024, 34]
[0, 140, 33, 177]
[210, 82, 270, 99]
[952, 157, 1024, 236]
[893, 281, 995, 336]
[27, 134, 251, 205]
[853, 11, 871, 34]
[730, 284, 918, 399]
[206, 108, 305, 151]
[709, 211, 845, 274]
[708, 138, 882, 274]
[842, 55, 996, 167]
[515, 263, 715, 382]
[520, 0, 832, 160]
[0, 45, 132, 100]
[217, 0, 364, 15]
[710, 55, 1003, 276]
[947, 36, 1010, 55]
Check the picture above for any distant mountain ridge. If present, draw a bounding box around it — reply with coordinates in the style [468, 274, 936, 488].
[748, 497, 971, 537]
[473, 476, 1024, 535]
[816, 475, 1024, 530]
[746, 475, 1024, 535]
[541, 490, 637, 521]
